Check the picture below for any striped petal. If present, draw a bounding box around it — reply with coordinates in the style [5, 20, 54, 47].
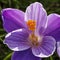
[32, 36, 56, 58]
[44, 14, 60, 41]
[1, 8, 26, 32]
[25, 2, 47, 35]
[3, 29, 30, 51]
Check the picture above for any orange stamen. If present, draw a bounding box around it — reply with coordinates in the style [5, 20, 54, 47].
[26, 20, 36, 31]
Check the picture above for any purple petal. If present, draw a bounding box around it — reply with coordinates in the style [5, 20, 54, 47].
[11, 49, 41, 60]
[1, 8, 27, 32]
[57, 42, 60, 57]
[25, 2, 47, 35]
[3, 29, 31, 51]
[44, 14, 60, 41]
[32, 36, 56, 58]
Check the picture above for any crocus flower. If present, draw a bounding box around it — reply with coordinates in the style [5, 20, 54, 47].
[1, 2, 57, 60]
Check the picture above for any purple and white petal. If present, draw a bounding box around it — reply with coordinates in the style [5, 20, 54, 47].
[32, 36, 56, 58]
[11, 49, 41, 60]
[3, 29, 31, 51]
[44, 14, 60, 41]
[25, 2, 47, 35]
[57, 42, 60, 57]
[1, 8, 27, 32]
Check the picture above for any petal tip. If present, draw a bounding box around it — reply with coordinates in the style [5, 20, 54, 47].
[1, 8, 12, 14]
[48, 13, 60, 18]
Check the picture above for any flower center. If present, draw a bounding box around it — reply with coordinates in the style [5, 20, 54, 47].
[26, 20, 42, 46]
[26, 20, 36, 31]
[29, 33, 39, 46]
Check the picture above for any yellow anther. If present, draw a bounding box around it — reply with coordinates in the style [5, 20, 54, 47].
[26, 20, 36, 31]
[29, 33, 39, 46]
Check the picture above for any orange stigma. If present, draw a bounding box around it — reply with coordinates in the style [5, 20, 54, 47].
[26, 20, 36, 31]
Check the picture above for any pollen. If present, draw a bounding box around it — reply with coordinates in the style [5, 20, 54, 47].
[26, 20, 36, 31]
[29, 33, 39, 46]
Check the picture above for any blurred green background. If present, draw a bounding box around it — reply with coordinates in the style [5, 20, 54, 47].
[0, 0, 60, 60]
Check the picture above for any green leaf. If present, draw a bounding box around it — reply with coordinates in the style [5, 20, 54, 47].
[3, 53, 12, 60]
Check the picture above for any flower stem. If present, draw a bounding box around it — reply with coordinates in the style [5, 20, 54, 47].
[50, 56, 53, 60]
